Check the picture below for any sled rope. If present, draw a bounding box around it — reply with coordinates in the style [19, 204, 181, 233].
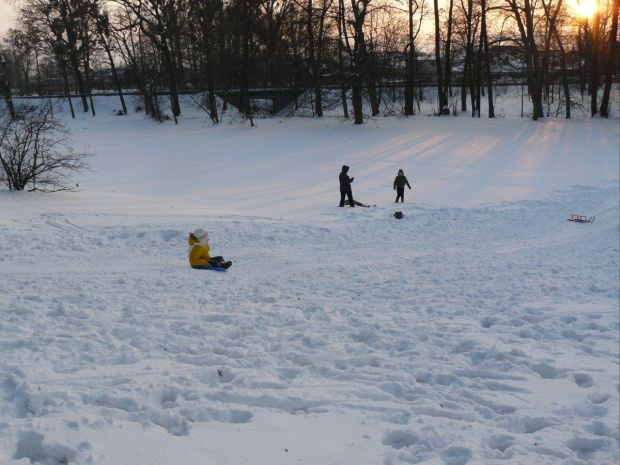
[593, 205, 619, 216]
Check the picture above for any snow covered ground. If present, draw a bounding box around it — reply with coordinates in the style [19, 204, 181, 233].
[0, 93, 619, 465]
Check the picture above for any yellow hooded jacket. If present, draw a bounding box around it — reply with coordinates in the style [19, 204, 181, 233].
[188, 235, 211, 267]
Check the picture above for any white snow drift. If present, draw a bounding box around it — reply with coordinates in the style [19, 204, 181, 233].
[0, 94, 618, 465]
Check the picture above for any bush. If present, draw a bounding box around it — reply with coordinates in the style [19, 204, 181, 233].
[0, 103, 92, 192]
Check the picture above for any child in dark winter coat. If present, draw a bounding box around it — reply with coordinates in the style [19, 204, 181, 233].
[393, 169, 411, 203]
[339, 165, 355, 207]
[188, 228, 232, 269]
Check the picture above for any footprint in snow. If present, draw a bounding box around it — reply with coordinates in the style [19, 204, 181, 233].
[440, 445, 472, 465]
[496, 415, 558, 434]
[484, 434, 515, 453]
[565, 436, 612, 461]
[587, 392, 612, 404]
[382, 430, 417, 449]
[573, 373, 593, 388]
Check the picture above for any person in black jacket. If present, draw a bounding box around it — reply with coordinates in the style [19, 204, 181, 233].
[339, 165, 355, 207]
[393, 169, 411, 203]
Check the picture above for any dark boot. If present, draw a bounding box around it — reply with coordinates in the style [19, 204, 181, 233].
[346, 190, 354, 207]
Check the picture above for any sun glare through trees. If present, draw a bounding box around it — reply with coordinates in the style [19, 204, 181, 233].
[570, 0, 600, 17]
[0, 0, 618, 123]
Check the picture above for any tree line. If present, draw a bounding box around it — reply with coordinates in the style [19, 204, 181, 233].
[0, 0, 618, 123]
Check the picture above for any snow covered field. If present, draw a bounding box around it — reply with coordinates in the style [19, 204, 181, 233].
[1, 94, 619, 465]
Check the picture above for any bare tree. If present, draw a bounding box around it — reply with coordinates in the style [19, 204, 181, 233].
[303, 0, 333, 116]
[187, 0, 222, 123]
[238, 0, 258, 123]
[341, 0, 365, 123]
[93, 5, 128, 115]
[503, 0, 545, 120]
[404, 0, 425, 115]
[113, 5, 159, 118]
[0, 53, 16, 118]
[480, 0, 494, 117]
[114, 0, 184, 118]
[2, 29, 37, 96]
[0, 103, 91, 192]
[262, 0, 294, 87]
[433, 0, 448, 114]
[19, 0, 93, 113]
[443, 0, 455, 113]
[585, 6, 602, 116]
[454, 0, 479, 113]
[541, 0, 571, 118]
[336, 0, 350, 117]
[600, 0, 619, 117]
[343, 0, 379, 122]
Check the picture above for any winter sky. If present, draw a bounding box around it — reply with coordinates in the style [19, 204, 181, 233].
[0, 0, 16, 37]
[0, 0, 597, 44]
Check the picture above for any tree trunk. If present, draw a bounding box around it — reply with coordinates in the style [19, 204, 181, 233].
[543, 0, 571, 118]
[481, 0, 494, 118]
[240, 0, 253, 124]
[83, 34, 96, 116]
[443, 0, 454, 114]
[0, 53, 16, 118]
[58, 2, 89, 113]
[349, 0, 370, 123]
[315, 2, 329, 118]
[600, 0, 619, 118]
[337, 0, 349, 118]
[102, 35, 128, 115]
[351, 72, 364, 124]
[405, 0, 416, 115]
[306, 0, 323, 116]
[405, 43, 414, 115]
[461, 0, 473, 114]
[58, 0, 88, 113]
[71, 59, 89, 113]
[161, 46, 181, 117]
[61, 63, 76, 119]
[475, 34, 482, 117]
[589, 11, 601, 116]
[362, 40, 380, 116]
[35, 47, 43, 97]
[433, 0, 447, 115]
[507, 0, 544, 120]
[201, 19, 220, 123]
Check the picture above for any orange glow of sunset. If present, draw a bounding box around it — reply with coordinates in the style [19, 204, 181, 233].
[571, 0, 598, 17]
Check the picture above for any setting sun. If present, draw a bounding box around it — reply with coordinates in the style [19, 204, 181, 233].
[572, 0, 599, 17]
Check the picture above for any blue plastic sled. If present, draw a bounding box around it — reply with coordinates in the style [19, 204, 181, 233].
[191, 265, 229, 272]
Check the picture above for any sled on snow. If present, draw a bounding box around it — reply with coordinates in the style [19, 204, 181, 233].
[343, 199, 376, 208]
[567, 213, 595, 223]
[191, 263, 231, 271]
[568, 206, 620, 223]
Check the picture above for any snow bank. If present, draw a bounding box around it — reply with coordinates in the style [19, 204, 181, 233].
[0, 95, 618, 464]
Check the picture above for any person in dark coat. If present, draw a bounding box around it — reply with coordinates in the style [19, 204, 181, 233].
[393, 169, 411, 203]
[339, 165, 355, 207]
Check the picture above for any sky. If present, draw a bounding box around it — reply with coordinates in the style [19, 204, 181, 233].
[0, 0, 596, 43]
[0, 0, 16, 38]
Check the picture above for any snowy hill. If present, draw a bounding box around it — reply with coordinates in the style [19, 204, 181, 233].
[0, 95, 618, 465]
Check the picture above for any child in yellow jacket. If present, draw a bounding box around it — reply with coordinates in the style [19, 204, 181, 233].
[188, 228, 232, 269]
